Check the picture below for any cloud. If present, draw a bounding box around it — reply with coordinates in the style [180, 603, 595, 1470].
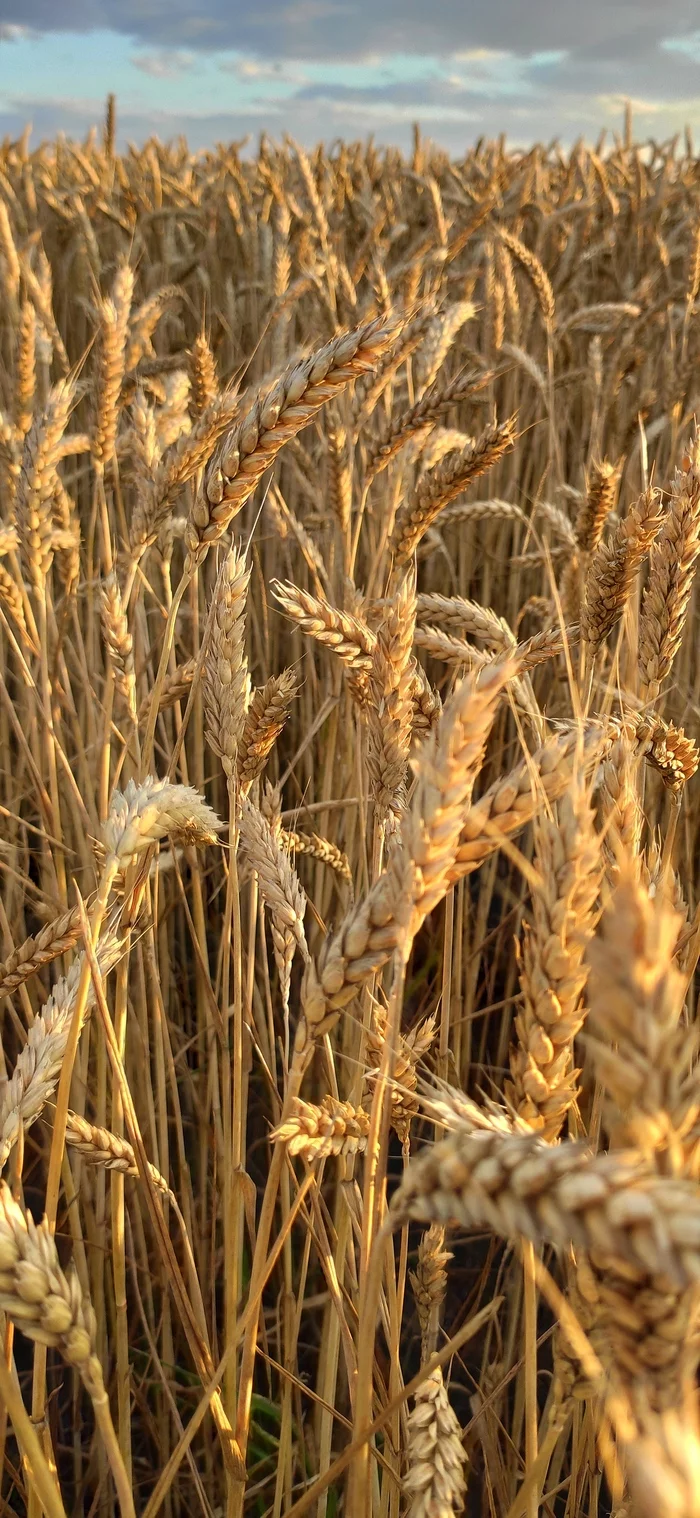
[4, 67, 697, 157]
[1, 0, 700, 151]
[0, 22, 35, 39]
[0, 0, 697, 62]
[131, 49, 196, 78]
[218, 57, 308, 84]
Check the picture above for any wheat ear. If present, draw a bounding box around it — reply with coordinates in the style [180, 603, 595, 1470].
[507, 785, 602, 1140]
[582, 486, 665, 652]
[203, 544, 251, 781]
[0, 934, 123, 1169]
[102, 776, 221, 867]
[185, 310, 407, 570]
[638, 425, 700, 700]
[0, 1181, 134, 1516]
[497, 226, 555, 327]
[271, 578, 374, 669]
[188, 332, 219, 417]
[366, 1008, 436, 1143]
[91, 262, 134, 467]
[101, 570, 136, 718]
[392, 1122, 700, 1286]
[272, 1096, 369, 1163]
[319, 657, 516, 1008]
[15, 378, 74, 590]
[62, 1109, 170, 1193]
[237, 669, 299, 792]
[282, 828, 352, 886]
[404, 1368, 468, 1518]
[365, 368, 492, 484]
[366, 570, 417, 822]
[450, 722, 610, 883]
[239, 798, 308, 1015]
[585, 866, 688, 1162]
[390, 416, 517, 566]
[0, 905, 83, 1001]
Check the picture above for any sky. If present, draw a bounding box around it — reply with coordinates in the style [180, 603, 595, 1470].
[0, 2, 700, 151]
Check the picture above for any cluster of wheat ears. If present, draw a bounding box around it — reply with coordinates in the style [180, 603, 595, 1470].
[2, 99, 700, 1517]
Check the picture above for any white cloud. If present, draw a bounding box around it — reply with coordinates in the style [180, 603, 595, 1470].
[0, 23, 35, 41]
[132, 49, 196, 79]
[219, 56, 308, 83]
[595, 91, 700, 117]
[308, 94, 480, 123]
[451, 48, 507, 64]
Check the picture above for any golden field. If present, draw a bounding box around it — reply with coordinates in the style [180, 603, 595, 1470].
[1, 102, 700, 1516]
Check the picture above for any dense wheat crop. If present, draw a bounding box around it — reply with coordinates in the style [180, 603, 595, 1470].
[2, 101, 700, 1517]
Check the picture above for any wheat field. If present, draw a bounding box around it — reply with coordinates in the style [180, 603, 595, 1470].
[1, 99, 700, 1517]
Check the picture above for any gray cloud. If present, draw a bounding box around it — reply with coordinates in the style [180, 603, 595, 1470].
[0, 0, 698, 61]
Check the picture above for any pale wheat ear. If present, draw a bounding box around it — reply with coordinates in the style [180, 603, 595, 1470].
[239, 795, 308, 1018]
[102, 776, 222, 866]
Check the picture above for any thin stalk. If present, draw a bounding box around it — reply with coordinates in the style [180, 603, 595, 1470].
[521, 1239, 539, 1518]
[141, 571, 191, 776]
[348, 946, 409, 1518]
[230, 1051, 307, 1517]
[0, 1355, 67, 1518]
[91, 1388, 137, 1518]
